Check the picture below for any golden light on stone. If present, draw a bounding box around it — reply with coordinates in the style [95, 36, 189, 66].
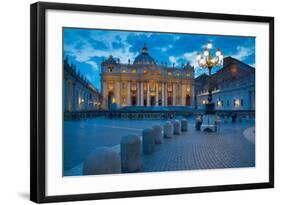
[150, 80, 155, 91]
[168, 84, 173, 92]
[108, 82, 114, 90]
[112, 97, 116, 103]
[131, 82, 137, 91]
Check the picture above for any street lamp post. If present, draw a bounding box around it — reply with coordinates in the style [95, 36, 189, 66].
[196, 41, 223, 114]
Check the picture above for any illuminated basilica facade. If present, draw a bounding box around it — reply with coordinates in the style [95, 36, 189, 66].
[101, 45, 195, 110]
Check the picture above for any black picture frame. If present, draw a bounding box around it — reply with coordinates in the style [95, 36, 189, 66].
[30, 2, 274, 203]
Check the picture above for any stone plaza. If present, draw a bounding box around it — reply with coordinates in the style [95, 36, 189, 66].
[63, 40, 256, 176]
[64, 117, 255, 176]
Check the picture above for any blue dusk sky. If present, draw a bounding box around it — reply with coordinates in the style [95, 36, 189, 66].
[64, 28, 255, 91]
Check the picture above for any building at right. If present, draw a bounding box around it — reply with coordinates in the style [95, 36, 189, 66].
[195, 57, 255, 111]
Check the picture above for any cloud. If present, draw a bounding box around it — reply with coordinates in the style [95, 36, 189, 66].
[64, 33, 137, 64]
[169, 56, 178, 66]
[64, 28, 255, 85]
[249, 63, 255, 68]
[183, 51, 197, 67]
[85, 61, 98, 71]
[228, 46, 255, 61]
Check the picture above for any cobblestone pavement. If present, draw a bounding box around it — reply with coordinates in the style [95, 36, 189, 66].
[64, 117, 255, 175]
[142, 122, 255, 172]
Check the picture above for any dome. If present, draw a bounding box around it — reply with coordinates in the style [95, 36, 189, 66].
[133, 44, 155, 65]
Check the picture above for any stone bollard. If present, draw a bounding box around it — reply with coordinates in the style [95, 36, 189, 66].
[195, 116, 202, 131]
[83, 147, 121, 175]
[238, 115, 243, 123]
[224, 116, 228, 123]
[246, 115, 250, 122]
[181, 119, 188, 132]
[173, 120, 181, 135]
[164, 121, 173, 138]
[142, 128, 155, 154]
[152, 124, 163, 144]
[120, 135, 141, 173]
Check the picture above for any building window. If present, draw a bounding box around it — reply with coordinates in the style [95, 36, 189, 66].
[234, 99, 240, 107]
[186, 72, 190, 77]
[176, 72, 180, 77]
[202, 100, 206, 105]
[132, 69, 137, 74]
[227, 100, 229, 106]
[168, 71, 172, 76]
[143, 70, 147, 74]
[108, 68, 113, 72]
[241, 99, 244, 107]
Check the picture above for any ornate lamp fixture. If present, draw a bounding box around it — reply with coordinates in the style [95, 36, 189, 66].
[196, 41, 224, 113]
[196, 41, 224, 69]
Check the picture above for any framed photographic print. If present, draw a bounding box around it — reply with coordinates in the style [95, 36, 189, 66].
[30, 2, 274, 203]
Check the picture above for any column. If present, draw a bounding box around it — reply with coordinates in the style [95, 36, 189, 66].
[64, 79, 67, 111]
[137, 81, 140, 105]
[102, 81, 107, 109]
[155, 82, 159, 106]
[164, 82, 167, 106]
[147, 82, 150, 106]
[161, 82, 164, 106]
[181, 83, 185, 106]
[140, 81, 144, 106]
[173, 83, 176, 106]
[127, 81, 131, 106]
[67, 81, 73, 111]
[115, 81, 121, 108]
[191, 84, 195, 108]
[72, 83, 77, 111]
